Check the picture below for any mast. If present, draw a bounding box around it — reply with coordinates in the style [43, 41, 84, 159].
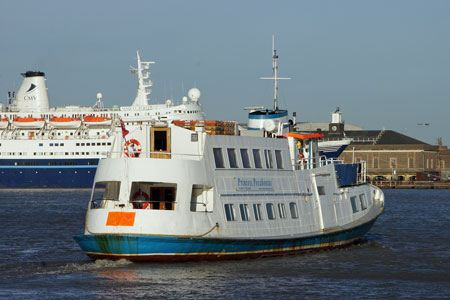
[131, 50, 155, 107]
[260, 36, 291, 111]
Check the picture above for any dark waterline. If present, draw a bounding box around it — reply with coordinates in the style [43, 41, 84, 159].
[0, 189, 449, 299]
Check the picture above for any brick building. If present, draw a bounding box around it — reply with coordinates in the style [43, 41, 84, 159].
[335, 130, 450, 181]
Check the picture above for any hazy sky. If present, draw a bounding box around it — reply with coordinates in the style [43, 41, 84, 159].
[1, 0, 449, 145]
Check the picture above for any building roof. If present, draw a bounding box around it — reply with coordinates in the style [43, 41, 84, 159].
[322, 130, 428, 145]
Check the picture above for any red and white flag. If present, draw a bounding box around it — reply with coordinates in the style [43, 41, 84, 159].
[120, 119, 129, 138]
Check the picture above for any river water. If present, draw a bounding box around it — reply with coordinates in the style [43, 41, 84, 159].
[0, 189, 448, 299]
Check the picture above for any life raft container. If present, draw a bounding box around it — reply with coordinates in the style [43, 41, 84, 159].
[124, 139, 142, 158]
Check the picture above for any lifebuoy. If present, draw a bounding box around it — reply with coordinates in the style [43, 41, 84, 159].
[124, 139, 142, 157]
[132, 190, 150, 209]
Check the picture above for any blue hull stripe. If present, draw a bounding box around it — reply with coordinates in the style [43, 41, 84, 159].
[73, 218, 376, 262]
[0, 158, 99, 188]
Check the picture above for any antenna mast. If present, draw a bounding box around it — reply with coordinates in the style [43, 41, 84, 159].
[260, 35, 291, 111]
[131, 50, 155, 106]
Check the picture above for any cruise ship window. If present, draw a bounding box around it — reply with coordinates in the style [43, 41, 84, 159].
[264, 150, 273, 169]
[278, 203, 287, 219]
[359, 194, 367, 210]
[289, 202, 299, 219]
[350, 196, 359, 213]
[253, 204, 263, 221]
[240, 149, 251, 168]
[213, 148, 225, 168]
[252, 149, 262, 168]
[275, 150, 283, 169]
[224, 204, 236, 221]
[227, 148, 238, 168]
[266, 203, 276, 220]
[239, 204, 250, 221]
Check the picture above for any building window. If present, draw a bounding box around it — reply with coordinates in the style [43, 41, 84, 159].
[275, 150, 283, 169]
[278, 203, 287, 219]
[253, 203, 263, 221]
[227, 148, 238, 168]
[253, 149, 262, 169]
[373, 157, 379, 168]
[213, 148, 225, 168]
[289, 202, 299, 219]
[224, 204, 236, 221]
[266, 203, 276, 220]
[239, 204, 250, 221]
[390, 158, 397, 168]
[440, 160, 445, 169]
[240, 149, 251, 168]
[350, 196, 359, 213]
[408, 157, 414, 168]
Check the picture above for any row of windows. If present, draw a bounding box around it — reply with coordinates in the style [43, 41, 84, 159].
[350, 194, 368, 213]
[224, 202, 299, 222]
[213, 148, 284, 170]
[9, 161, 98, 166]
[1, 152, 107, 157]
[369, 157, 446, 169]
[122, 110, 202, 117]
[75, 142, 111, 147]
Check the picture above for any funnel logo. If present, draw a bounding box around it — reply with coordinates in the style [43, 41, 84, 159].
[26, 84, 36, 93]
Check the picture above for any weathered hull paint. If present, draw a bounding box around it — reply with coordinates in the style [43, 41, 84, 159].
[74, 218, 377, 262]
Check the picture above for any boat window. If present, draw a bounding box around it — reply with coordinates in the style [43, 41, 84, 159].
[253, 149, 262, 168]
[213, 148, 225, 168]
[264, 150, 273, 169]
[289, 202, 299, 219]
[275, 150, 283, 169]
[240, 149, 251, 168]
[91, 181, 121, 208]
[317, 186, 326, 196]
[239, 204, 250, 221]
[227, 148, 238, 168]
[266, 203, 276, 220]
[253, 203, 263, 221]
[224, 204, 236, 221]
[359, 194, 367, 210]
[130, 182, 177, 210]
[350, 196, 359, 213]
[278, 203, 287, 219]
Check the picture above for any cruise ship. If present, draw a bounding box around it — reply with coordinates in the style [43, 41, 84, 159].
[0, 51, 204, 188]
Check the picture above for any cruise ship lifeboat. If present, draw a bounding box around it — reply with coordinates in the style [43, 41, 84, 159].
[13, 117, 45, 128]
[49, 117, 82, 128]
[84, 115, 112, 126]
[0, 118, 9, 129]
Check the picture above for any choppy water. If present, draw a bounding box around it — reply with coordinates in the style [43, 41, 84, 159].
[0, 189, 449, 299]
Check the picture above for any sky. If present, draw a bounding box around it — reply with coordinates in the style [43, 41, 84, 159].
[1, 0, 449, 145]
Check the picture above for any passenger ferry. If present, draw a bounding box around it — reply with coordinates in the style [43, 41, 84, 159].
[73, 115, 384, 261]
[74, 42, 384, 262]
[0, 51, 204, 188]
